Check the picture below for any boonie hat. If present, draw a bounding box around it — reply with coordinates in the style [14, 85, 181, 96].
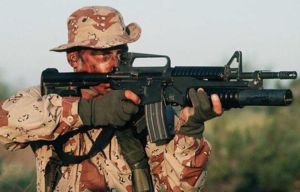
[51, 6, 141, 52]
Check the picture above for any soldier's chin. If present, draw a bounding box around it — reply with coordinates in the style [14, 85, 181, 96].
[91, 86, 112, 95]
[80, 89, 97, 99]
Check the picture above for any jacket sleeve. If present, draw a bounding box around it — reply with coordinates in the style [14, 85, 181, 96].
[146, 114, 211, 191]
[0, 86, 83, 151]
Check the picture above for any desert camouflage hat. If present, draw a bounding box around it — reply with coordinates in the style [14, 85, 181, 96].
[51, 6, 141, 52]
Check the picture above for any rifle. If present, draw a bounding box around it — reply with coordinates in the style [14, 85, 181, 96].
[41, 51, 297, 145]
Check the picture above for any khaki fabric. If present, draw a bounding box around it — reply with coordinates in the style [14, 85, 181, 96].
[51, 6, 141, 52]
[0, 86, 211, 192]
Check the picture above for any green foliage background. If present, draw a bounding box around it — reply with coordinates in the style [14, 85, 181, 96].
[205, 79, 300, 192]
[0, 163, 35, 192]
[0, 78, 9, 99]
[0, 75, 299, 191]
[0, 77, 36, 192]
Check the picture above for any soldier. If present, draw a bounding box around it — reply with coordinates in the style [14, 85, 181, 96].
[0, 6, 222, 192]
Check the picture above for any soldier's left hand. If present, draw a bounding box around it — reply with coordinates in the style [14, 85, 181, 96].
[177, 88, 222, 138]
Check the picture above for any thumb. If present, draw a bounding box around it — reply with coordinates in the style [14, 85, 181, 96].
[188, 89, 200, 107]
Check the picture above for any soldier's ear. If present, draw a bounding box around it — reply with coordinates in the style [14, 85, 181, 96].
[66, 51, 80, 66]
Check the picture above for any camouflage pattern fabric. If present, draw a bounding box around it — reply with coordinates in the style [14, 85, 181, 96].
[51, 6, 141, 52]
[0, 86, 211, 192]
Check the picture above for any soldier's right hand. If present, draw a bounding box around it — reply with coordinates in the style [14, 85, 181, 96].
[79, 90, 140, 127]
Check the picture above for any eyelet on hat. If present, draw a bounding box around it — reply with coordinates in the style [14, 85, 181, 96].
[51, 6, 141, 52]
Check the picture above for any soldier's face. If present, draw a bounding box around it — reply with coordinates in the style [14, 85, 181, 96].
[69, 49, 121, 73]
[67, 49, 122, 97]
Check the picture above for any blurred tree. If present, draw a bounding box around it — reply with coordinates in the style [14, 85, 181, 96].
[0, 73, 36, 191]
[0, 81, 9, 99]
[206, 79, 300, 192]
[0, 71, 10, 99]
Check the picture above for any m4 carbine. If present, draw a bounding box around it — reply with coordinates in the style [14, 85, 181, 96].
[41, 51, 297, 144]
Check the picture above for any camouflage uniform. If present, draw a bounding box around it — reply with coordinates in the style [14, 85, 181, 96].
[0, 6, 211, 192]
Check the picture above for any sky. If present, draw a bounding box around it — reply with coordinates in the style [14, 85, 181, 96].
[0, 0, 299, 90]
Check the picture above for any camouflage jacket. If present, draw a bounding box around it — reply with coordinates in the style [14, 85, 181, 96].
[0, 86, 211, 192]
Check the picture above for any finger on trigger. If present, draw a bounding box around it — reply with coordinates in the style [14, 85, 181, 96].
[124, 90, 141, 105]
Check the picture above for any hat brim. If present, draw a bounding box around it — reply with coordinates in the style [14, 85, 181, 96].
[50, 23, 141, 52]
